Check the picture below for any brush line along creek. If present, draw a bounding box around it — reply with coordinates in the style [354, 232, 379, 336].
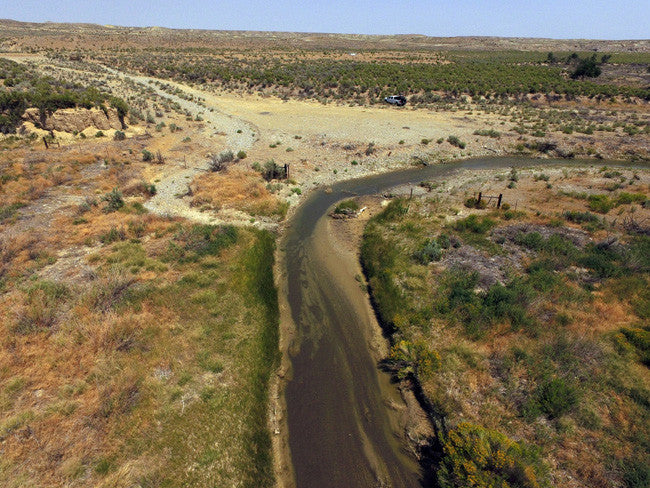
[283, 157, 642, 487]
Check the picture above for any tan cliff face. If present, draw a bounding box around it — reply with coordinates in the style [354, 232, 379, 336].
[21, 106, 123, 133]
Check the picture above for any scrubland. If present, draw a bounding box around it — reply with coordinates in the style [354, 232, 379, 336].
[0, 106, 280, 488]
[360, 166, 650, 487]
[0, 20, 649, 488]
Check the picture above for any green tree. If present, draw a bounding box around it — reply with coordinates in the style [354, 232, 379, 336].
[571, 55, 602, 79]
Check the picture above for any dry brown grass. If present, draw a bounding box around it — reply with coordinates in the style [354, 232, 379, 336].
[0, 210, 277, 486]
[190, 167, 287, 218]
[0, 128, 278, 488]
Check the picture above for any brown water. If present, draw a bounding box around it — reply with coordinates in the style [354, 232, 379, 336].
[283, 157, 635, 488]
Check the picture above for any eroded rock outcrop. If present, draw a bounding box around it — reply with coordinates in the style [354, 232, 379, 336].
[22, 107, 123, 133]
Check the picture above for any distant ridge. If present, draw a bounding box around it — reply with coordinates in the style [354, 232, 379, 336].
[0, 19, 648, 52]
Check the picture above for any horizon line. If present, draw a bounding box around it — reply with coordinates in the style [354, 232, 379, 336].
[1, 18, 649, 43]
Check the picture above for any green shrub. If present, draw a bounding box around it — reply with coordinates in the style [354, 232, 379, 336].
[388, 340, 440, 379]
[571, 54, 602, 79]
[447, 135, 466, 149]
[515, 231, 544, 250]
[464, 197, 488, 209]
[0, 202, 25, 223]
[437, 233, 451, 249]
[208, 150, 234, 172]
[99, 226, 126, 244]
[473, 129, 501, 138]
[626, 236, 650, 274]
[259, 160, 286, 181]
[481, 280, 533, 330]
[374, 198, 409, 223]
[102, 188, 124, 213]
[165, 225, 238, 262]
[454, 214, 495, 234]
[334, 199, 359, 215]
[236, 150, 247, 160]
[438, 422, 547, 488]
[531, 378, 578, 419]
[413, 239, 443, 264]
[578, 243, 620, 278]
[621, 458, 650, 488]
[588, 194, 614, 213]
[433, 270, 535, 338]
[616, 192, 646, 205]
[142, 149, 153, 162]
[562, 210, 601, 226]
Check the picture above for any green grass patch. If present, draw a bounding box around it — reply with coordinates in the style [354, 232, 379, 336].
[333, 199, 359, 215]
[524, 377, 579, 420]
[164, 224, 238, 262]
[588, 194, 614, 213]
[0, 202, 25, 222]
[453, 214, 496, 234]
[616, 192, 646, 206]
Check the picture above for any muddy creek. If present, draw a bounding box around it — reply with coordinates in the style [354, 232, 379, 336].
[282, 157, 635, 487]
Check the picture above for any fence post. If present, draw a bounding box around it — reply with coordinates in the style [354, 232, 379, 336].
[477, 192, 482, 204]
[497, 194, 502, 209]
[42, 137, 49, 149]
[284, 164, 289, 180]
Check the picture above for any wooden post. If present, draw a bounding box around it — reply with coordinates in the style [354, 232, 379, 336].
[409, 187, 413, 200]
[497, 194, 503, 209]
[477, 192, 482, 204]
[42, 137, 49, 149]
[284, 164, 289, 180]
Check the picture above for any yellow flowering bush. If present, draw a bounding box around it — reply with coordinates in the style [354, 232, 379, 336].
[437, 423, 547, 488]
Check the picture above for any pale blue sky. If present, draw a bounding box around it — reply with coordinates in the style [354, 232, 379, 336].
[4, 0, 649, 39]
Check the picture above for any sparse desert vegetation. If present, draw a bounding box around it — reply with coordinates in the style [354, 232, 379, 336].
[0, 18, 648, 488]
[360, 167, 650, 487]
[0, 136, 279, 487]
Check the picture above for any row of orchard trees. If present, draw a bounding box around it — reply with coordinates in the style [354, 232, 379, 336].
[105, 52, 649, 102]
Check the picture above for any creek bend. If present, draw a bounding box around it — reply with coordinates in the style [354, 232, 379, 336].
[282, 157, 635, 488]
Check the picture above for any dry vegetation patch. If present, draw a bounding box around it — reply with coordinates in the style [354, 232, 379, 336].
[1, 217, 279, 487]
[1, 129, 279, 486]
[190, 167, 289, 219]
